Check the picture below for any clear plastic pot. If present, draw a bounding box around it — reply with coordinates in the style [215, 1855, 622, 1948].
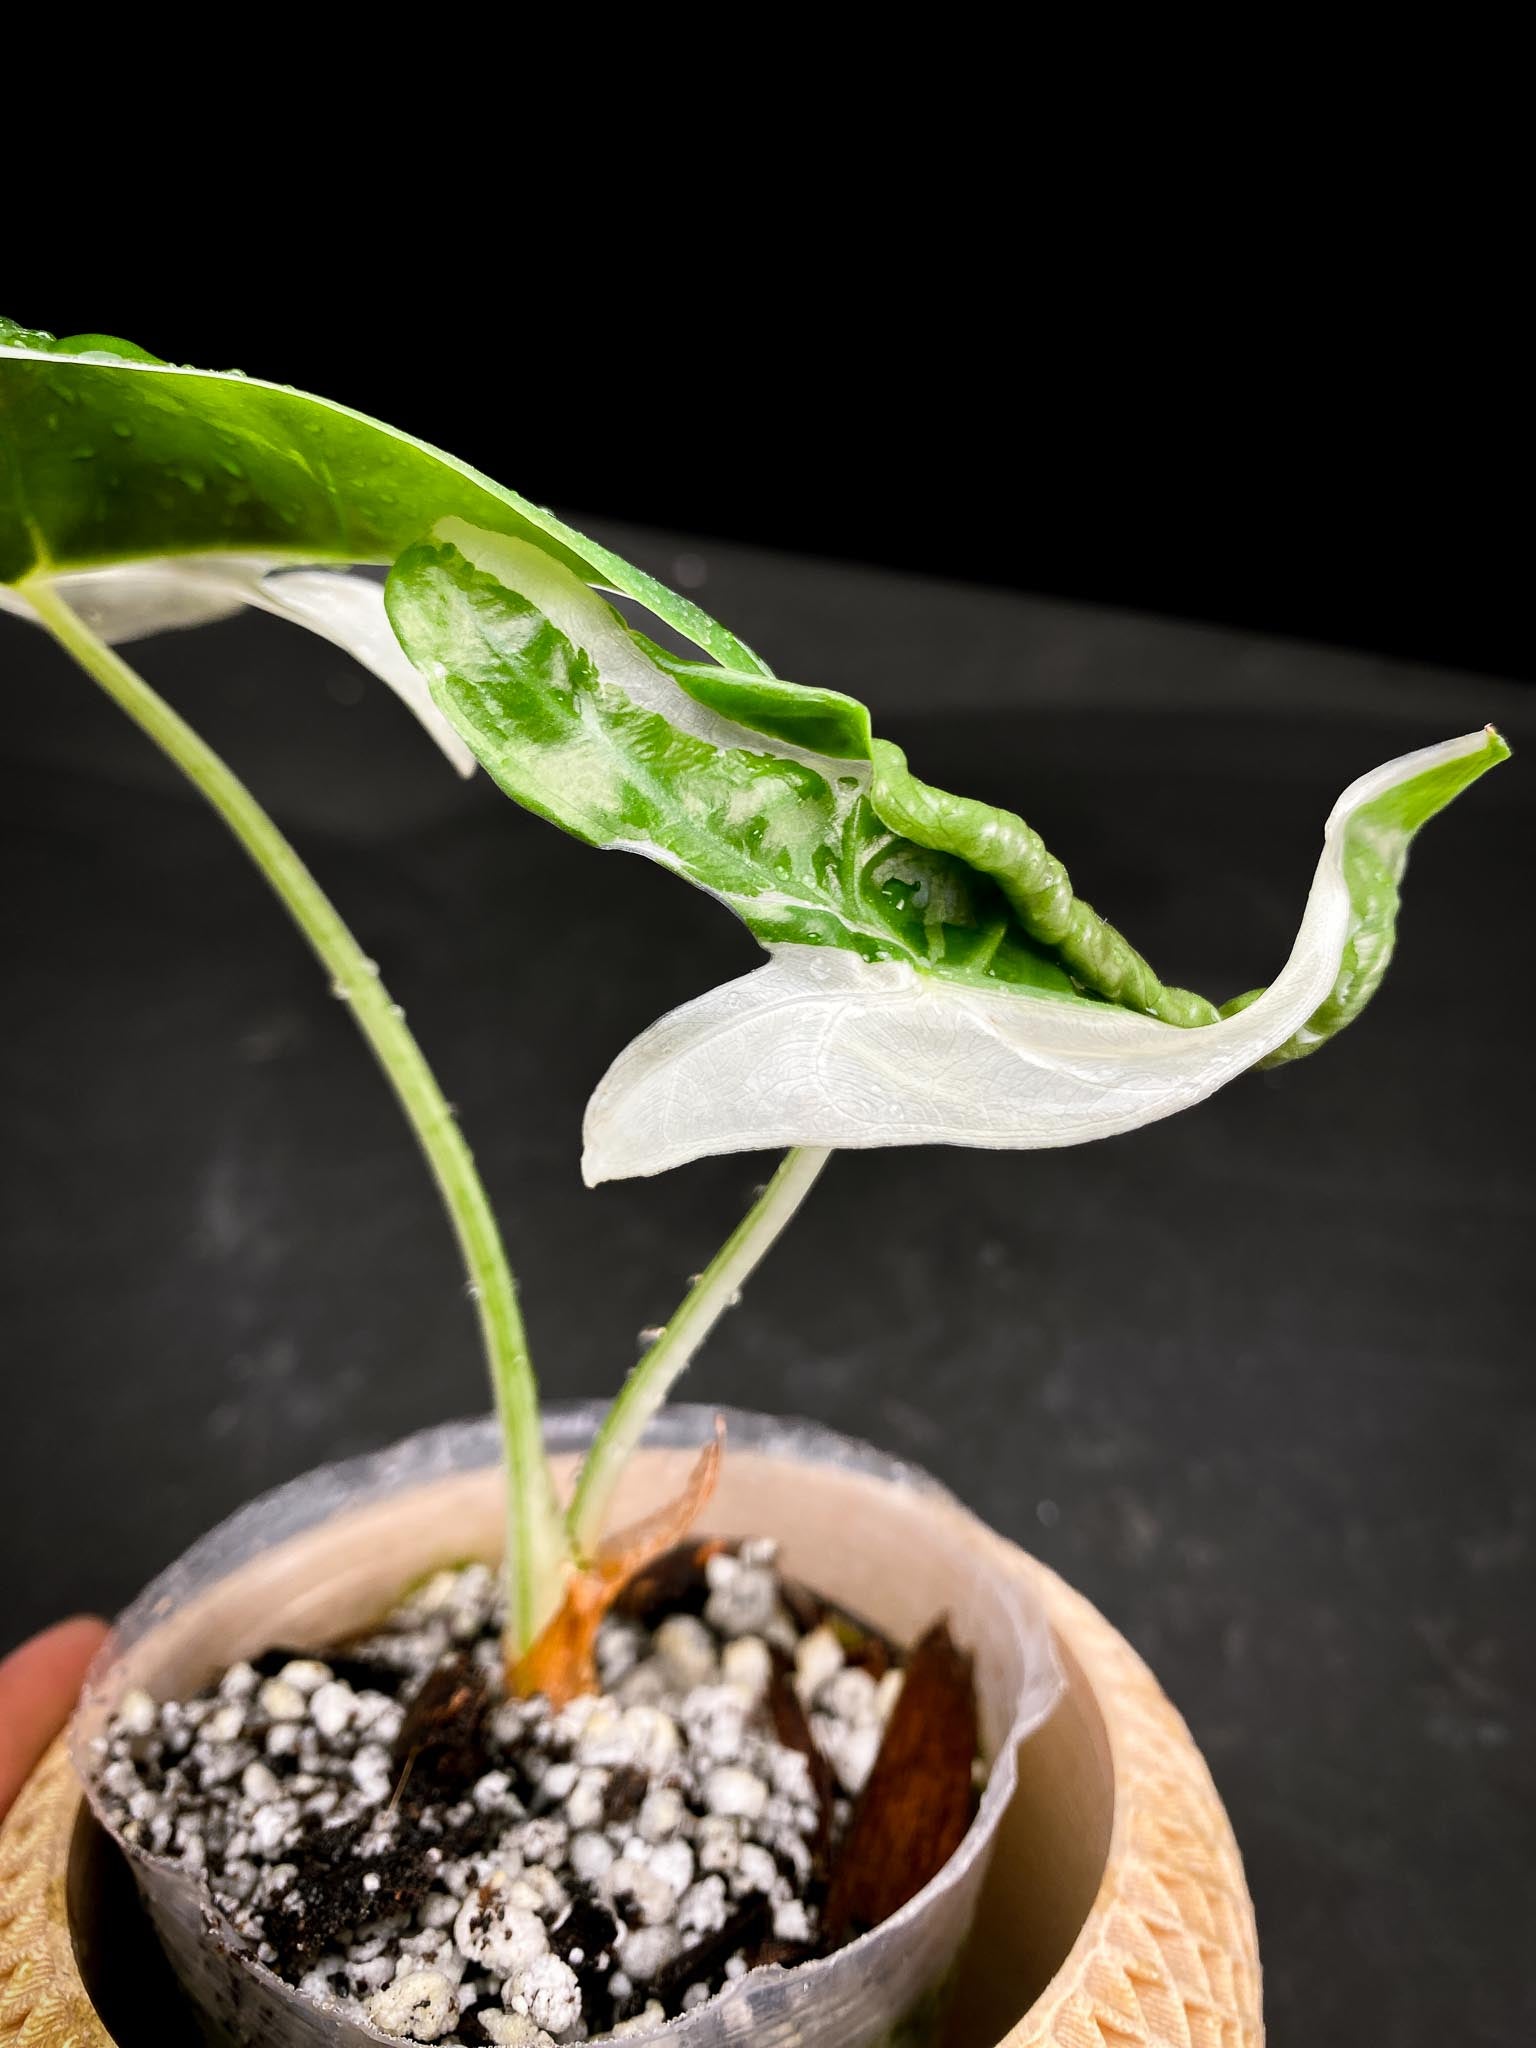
[73, 1404, 1063, 2047]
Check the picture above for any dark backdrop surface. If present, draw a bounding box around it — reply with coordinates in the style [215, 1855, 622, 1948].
[1, 531, 1531, 2046]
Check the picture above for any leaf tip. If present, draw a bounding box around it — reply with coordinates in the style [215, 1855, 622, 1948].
[582, 1093, 666, 1185]
[579, 1135, 616, 1188]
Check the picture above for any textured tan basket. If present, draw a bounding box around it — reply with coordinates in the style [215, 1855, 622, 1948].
[0, 1539, 1260, 2047]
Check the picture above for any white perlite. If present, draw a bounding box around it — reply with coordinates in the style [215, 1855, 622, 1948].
[116, 1687, 157, 1737]
[259, 1678, 309, 1723]
[703, 1549, 784, 1639]
[98, 1549, 924, 2044]
[505, 1952, 582, 2033]
[310, 1680, 356, 1742]
[637, 1785, 684, 1842]
[793, 1625, 845, 1703]
[702, 1766, 768, 1820]
[653, 1614, 717, 1689]
[366, 1969, 457, 2040]
[453, 1885, 548, 1975]
[478, 2014, 555, 2047]
[720, 1635, 772, 1701]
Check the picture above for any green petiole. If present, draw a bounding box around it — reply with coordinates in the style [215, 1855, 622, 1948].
[21, 579, 570, 1658]
[568, 1146, 831, 1560]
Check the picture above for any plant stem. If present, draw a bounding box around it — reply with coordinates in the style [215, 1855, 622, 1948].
[23, 580, 568, 1655]
[568, 1146, 831, 1560]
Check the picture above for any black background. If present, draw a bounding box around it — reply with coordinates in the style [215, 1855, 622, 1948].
[9, 206, 1528, 687]
[2, 253, 1532, 2047]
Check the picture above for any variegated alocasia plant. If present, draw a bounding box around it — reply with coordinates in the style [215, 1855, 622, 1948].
[0, 318, 1509, 1668]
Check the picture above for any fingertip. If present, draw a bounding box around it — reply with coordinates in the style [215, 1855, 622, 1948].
[0, 1616, 110, 1821]
[0, 1614, 111, 1705]
[5, 1612, 110, 1666]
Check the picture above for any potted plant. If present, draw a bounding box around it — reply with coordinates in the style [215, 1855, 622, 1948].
[0, 318, 1507, 2047]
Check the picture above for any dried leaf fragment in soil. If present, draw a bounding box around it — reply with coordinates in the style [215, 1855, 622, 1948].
[822, 1619, 979, 1944]
[647, 1891, 772, 2017]
[613, 1537, 731, 1625]
[389, 1652, 491, 1799]
[767, 1645, 835, 1862]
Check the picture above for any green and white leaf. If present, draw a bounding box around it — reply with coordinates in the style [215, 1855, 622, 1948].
[0, 318, 767, 774]
[382, 523, 1508, 1182]
[582, 728, 1506, 1175]
[388, 523, 1129, 999]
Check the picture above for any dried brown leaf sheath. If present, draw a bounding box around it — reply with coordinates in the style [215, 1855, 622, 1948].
[511, 1425, 724, 1707]
[821, 1619, 979, 1945]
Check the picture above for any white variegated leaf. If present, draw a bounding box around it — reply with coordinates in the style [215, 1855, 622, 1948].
[0, 555, 259, 639]
[0, 558, 475, 777]
[246, 569, 476, 778]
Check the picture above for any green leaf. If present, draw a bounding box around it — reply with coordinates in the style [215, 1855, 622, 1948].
[0, 317, 761, 674]
[866, 738, 1221, 1027]
[648, 639, 874, 760]
[1253, 724, 1512, 1064]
